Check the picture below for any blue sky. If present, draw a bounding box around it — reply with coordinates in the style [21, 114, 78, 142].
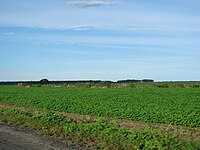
[0, 0, 200, 81]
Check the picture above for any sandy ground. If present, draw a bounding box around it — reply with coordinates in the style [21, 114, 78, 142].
[0, 123, 92, 150]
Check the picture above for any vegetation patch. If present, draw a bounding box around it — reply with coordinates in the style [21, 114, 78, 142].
[0, 86, 199, 127]
[0, 107, 199, 150]
[0, 84, 199, 149]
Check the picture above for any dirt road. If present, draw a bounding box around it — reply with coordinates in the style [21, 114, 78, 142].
[0, 123, 91, 150]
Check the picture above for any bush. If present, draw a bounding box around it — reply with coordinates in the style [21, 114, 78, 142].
[192, 83, 200, 88]
[154, 83, 169, 88]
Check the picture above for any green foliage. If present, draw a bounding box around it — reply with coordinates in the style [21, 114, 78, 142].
[0, 108, 199, 150]
[192, 83, 200, 88]
[63, 118, 196, 149]
[154, 83, 169, 88]
[0, 86, 199, 127]
[33, 112, 68, 125]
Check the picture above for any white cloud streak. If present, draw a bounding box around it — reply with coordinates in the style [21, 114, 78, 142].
[70, 24, 159, 31]
[3, 32, 15, 36]
[72, 25, 95, 31]
[65, 0, 117, 7]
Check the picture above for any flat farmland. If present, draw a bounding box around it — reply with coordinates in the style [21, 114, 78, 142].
[0, 86, 199, 127]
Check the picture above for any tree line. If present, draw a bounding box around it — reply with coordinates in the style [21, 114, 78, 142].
[0, 79, 154, 85]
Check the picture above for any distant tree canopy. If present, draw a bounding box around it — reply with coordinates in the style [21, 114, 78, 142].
[142, 79, 154, 82]
[0, 79, 154, 85]
[40, 79, 49, 84]
[117, 79, 154, 83]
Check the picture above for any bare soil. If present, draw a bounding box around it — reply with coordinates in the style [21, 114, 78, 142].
[0, 123, 92, 150]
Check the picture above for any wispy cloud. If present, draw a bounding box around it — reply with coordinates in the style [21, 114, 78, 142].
[65, 0, 117, 7]
[64, 56, 192, 66]
[3, 32, 15, 36]
[70, 24, 159, 31]
[122, 25, 159, 30]
[72, 25, 95, 31]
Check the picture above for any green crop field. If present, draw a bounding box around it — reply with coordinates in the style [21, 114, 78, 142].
[0, 85, 200, 149]
[0, 86, 199, 127]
